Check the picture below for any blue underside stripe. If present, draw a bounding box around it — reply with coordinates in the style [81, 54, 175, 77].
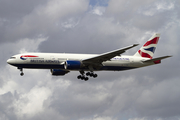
[10, 64, 137, 71]
[10, 64, 64, 69]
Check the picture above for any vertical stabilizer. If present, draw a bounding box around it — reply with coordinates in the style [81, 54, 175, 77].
[134, 33, 160, 59]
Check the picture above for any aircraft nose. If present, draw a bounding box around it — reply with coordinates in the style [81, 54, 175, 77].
[7, 59, 14, 64]
[7, 59, 11, 64]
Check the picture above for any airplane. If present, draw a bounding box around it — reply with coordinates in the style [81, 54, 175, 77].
[7, 33, 171, 81]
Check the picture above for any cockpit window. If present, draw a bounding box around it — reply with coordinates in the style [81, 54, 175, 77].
[10, 57, 16, 59]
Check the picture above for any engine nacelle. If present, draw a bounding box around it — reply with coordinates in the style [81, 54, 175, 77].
[64, 60, 82, 70]
[50, 69, 69, 76]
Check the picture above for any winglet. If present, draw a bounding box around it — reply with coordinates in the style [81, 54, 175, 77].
[133, 44, 139, 47]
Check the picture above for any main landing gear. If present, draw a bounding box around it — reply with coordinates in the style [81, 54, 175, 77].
[18, 67, 24, 76]
[77, 71, 98, 81]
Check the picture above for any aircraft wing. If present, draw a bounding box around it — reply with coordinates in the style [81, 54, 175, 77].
[82, 44, 139, 64]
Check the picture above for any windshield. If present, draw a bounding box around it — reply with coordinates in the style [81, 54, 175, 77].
[10, 57, 16, 59]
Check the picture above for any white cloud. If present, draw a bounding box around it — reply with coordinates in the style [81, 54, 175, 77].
[0, 36, 47, 58]
[91, 6, 106, 16]
[40, 0, 89, 20]
[19, 37, 48, 53]
[61, 18, 80, 29]
[129, 117, 147, 120]
[13, 86, 52, 118]
[0, 81, 18, 95]
[140, 1, 175, 16]
[80, 115, 117, 120]
[106, 0, 156, 15]
[6, 0, 89, 41]
[156, 2, 174, 11]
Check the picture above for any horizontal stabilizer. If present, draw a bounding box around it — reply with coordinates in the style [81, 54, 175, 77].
[142, 56, 172, 63]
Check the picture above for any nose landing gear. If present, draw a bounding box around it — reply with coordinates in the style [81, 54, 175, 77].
[18, 67, 24, 76]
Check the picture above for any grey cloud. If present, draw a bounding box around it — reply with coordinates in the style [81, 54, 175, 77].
[135, 78, 180, 118]
[39, 14, 127, 54]
[0, 0, 48, 19]
[106, 0, 156, 21]
[0, 0, 89, 43]
[105, 0, 178, 31]
[0, 0, 48, 44]
[0, 0, 180, 120]
[0, 92, 17, 120]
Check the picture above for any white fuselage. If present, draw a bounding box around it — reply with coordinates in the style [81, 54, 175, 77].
[7, 53, 153, 71]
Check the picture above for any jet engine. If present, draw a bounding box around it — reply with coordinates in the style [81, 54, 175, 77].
[50, 69, 69, 76]
[64, 60, 82, 70]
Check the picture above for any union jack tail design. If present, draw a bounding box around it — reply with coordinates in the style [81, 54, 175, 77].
[134, 33, 160, 59]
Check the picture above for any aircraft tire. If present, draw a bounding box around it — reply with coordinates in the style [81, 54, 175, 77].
[77, 75, 81, 79]
[93, 74, 97, 78]
[86, 72, 90, 76]
[20, 73, 24, 76]
[84, 77, 89, 81]
[89, 73, 93, 77]
[81, 76, 86, 80]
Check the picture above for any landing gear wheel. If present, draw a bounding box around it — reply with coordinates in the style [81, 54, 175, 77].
[85, 72, 98, 78]
[84, 77, 89, 81]
[18, 67, 24, 76]
[77, 75, 81, 79]
[78, 71, 97, 81]
[93, 74, 97, 78]
[20, 72, 24, 76]
[77, 75, 89, 81]
[81, 76, 85, 80]
[86, 72, 90, 76]
[89, 73, 93, 77]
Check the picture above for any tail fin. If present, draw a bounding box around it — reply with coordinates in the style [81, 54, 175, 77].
[134, 33, 160, 59]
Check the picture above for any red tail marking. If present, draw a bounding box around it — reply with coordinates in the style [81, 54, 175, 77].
[138, 50, 152, 59]
[143, 37, 159, 47]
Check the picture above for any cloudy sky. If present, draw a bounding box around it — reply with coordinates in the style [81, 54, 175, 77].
[0, 0, 180, 120]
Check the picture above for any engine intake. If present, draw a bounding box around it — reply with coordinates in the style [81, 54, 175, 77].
[65, 60, 82, 70]
[50, 69, 69, 76]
